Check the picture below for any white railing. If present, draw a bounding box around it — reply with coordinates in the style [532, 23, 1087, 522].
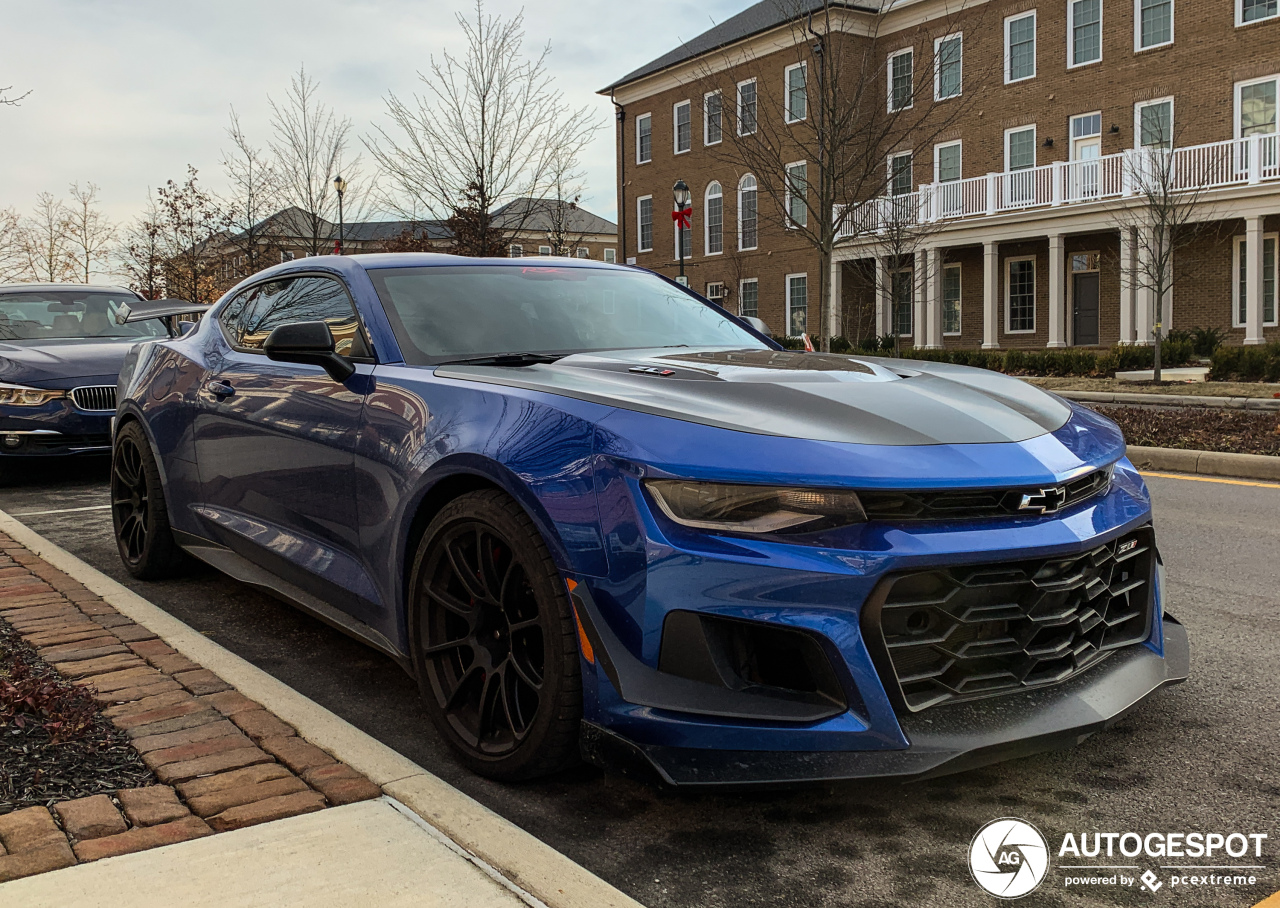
[835, 133, 1280, 240]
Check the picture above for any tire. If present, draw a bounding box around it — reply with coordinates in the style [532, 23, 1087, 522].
[408, 489, 582, 781]
[111, 421, 189, 580]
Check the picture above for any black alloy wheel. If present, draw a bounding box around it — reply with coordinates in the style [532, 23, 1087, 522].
[111, 421, 188, 579]
[409, 490, 581, 780]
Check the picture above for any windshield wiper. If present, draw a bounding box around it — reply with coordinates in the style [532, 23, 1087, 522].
[438, 352, 567, 367]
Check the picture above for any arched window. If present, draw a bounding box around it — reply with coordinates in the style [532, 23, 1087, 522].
[738, 175, 758, 251]
[705, 182, 723, 255]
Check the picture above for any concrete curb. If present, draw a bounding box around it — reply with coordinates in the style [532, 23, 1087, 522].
[1128, 445, 1280, 482]
[0, 509, 645, 908]
[1063, 390, 1280, 410]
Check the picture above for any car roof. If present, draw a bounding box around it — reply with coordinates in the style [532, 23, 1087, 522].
[349, 252, 624, 270]
[0, 282, 140, 296]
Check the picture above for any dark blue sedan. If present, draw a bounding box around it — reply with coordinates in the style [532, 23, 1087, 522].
[113, 255, 1187, 783]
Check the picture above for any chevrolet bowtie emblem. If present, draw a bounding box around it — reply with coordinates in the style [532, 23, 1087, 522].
[1018, 486, 1068, 514]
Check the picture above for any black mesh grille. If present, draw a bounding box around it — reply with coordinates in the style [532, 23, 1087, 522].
[71, 385, 117, 411]
[863, 526, 1156, 711]
[859, 468, 1112, 522]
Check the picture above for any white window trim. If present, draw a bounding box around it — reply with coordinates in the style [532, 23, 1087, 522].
[1004, 11, 1037, 84]
[738, 278, 759, 318]
[1234, 74, 1280, 138]
[538, 245, 552, 256]
[635, 113, 652, 165]
[673, 100, 692, 155]
[887, 48, 914, 112]
[738, 175, 758, 251]
[1004, 124, 1038, 172]
[636, 194, 653, 253]
[786, 272, 808, 337]
[785, 161, 807, 228]
[737, 78, 757, 137]
[943, 262, 963, 335]
[1005, 255, 1038, 334]
[1133, 97, 1175, 149]
[1067, 0, 1103, 69]
[603, 248, 616, 264]
[1134, 0, 1174, 51]
[934, 33, 963, 101]
[1232, 233, 1280, 326]
[703, 91, 723, 146]
[1237, 0, 1280, 27]
[784, 62, 807, 123]
[887, 151, 914, 196]
[509, 244, 523, 257]
[576, 247, 590, 258]
[934, 140, 962, 182]
[704, 182, 723, 256]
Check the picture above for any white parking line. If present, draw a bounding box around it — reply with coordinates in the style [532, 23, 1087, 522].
[10, 504, 111, 517]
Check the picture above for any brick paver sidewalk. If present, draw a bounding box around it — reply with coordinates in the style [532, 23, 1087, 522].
[0, 532, 381, 882]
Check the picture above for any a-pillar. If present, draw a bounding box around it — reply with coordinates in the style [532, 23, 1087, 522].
[983, 241, 1000, 349]
[1118, 228, 1136, 344]
[1245, 215, 1266, 345]
[1047, 234, 1066, 347]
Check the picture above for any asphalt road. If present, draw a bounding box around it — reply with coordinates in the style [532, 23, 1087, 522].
[1, 458, 1276, 908]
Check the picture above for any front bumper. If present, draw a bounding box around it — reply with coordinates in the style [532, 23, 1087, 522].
[583, 616, 1188, 786]
[0, 401, 112, 457]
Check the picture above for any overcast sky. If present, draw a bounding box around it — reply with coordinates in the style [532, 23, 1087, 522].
[0, 0, 744, 228]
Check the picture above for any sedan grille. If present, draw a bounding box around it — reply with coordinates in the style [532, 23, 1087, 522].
[858, 468, 1112, 522]
[71, 385, 117, 412]
[863, 526, 1155, 711]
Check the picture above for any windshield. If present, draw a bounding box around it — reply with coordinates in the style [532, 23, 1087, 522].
[0, 291, 167, 341]
[367, 264, 767, 364]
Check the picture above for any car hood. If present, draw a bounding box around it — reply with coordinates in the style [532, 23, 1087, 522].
[0, 338, 139, 388]
[434, 348, 1073, 446]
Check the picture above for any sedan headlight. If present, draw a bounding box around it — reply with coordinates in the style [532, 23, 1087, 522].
[646, 480, 867, 534]
[0, 383, 68, 407]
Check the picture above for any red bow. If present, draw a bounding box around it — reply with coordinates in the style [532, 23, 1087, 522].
[671, 206, 692, 229]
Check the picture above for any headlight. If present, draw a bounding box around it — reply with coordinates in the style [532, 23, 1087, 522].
[0, 384, 68, 407]
[646, 480, 867, 534]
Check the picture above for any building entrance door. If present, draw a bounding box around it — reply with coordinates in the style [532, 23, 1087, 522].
[1073, 271, 1100, 346]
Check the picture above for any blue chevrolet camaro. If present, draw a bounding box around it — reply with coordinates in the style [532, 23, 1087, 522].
[113, 254, 1188, 784]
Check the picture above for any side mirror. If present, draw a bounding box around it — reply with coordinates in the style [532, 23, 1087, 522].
[263, 321, 356, 382]
[178, 320, 196, 336]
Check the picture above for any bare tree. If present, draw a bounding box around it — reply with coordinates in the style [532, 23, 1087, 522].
[156, 167, 230, 306]
[269, 67, 364, 257]
[116, 197, 167, 300]
[0, 208, 23, 282]
[540, 146, 594, 256]
[19, 192, 75, 283]
[693, 1, 990, 351]
[219, 108, 284, 280]
[0, 85, 31, 107]
[367, 0, 600, 256]
[64, 182, 116, 283]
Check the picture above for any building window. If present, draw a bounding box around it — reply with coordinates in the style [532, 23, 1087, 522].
[1069, 0, 1103, 67]
[739, 278, 758, 318]
[1006, 126, 1037, 171]
[636, 113, 652, 164]
[1234, 234, 1279, 326]
[509, 244, 523, 257]
[787, 274, 808, 336]
[1239, 0, 1279, 25]
[538, 245, 551, 256]
[935, 34, 963, 100]
[603, 248, 616, 264]
[1136, 98, 1174, 149]
[705, 282, 726, 305]
[705, 181, 723, 255]
[637, 196, 653, 253]
[1006, 257, 1036, 333]
[891, 269, 913, 337]
[674, 218, 692, 260]
[889, 152, 913, 197]
[738, 175, 758, 251]
[674, 101, 692, 154]
[576, 247, 590, 259]
[280, 251, 295, 262]
[786, 162, 807, 227]
[1005, 12, 1037, 83]
[888, 49, 914, 112]
[1137, 0, 1173, 49]
[935, 142, 962, 182]
[737, 79, 757, 136]
[1236, 76, 1279, 138]
[943, 263, 962, 335]
[785, 62, 807, 122]
[704, 92, 722, 145]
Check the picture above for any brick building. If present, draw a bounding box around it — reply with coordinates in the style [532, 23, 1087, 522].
[601, 0, 1280, 348]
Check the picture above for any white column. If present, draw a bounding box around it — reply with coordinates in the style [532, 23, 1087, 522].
[926, 248, 943, 349]
[1245, 215, 1266, 345]
[913, 249, 928, 349]
[1135, 226, 1154, 344]
[1118, 228, 1136, 344]
[983, 241, 1000, 349]
[828, 257, 843, 341]
[875, 256, 890, 337]
[1047, 234, 1066, 348]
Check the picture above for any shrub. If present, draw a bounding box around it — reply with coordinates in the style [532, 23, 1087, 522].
[1211, 341, 1280, 382]
[0, 655, 98, 745]
[899, 341, 1194, 377]
[1189, 326, 1229, 358]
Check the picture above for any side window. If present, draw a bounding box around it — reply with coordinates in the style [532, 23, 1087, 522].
[223, 276, 368, 358]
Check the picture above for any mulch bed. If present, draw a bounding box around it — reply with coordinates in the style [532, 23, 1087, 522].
[1095, 405, 1280, 456]
[0, 620, 154, 814]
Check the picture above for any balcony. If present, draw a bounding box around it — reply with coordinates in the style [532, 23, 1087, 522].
[836, 133, 1280, 240]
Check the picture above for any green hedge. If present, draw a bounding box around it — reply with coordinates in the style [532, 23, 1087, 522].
[899, 342, 1194, 377]
[1210, 342, 1280, 382]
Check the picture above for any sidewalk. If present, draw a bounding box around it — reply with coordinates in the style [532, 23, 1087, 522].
[0, 511, 642, 908]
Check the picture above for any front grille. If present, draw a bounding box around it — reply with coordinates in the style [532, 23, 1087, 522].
[863, 526, 1155, 711]
[70, 385, 117, 411]
[859, 467, 1112, 522]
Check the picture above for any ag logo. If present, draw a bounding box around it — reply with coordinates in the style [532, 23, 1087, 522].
[969, 818, 1050, 899]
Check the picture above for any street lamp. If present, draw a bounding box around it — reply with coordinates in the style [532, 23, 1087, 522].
[672, 179, 692, 284]
[333, 175, 347, 254]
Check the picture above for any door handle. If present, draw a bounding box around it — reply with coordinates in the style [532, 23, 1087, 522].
[206, 380, 235, 398]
